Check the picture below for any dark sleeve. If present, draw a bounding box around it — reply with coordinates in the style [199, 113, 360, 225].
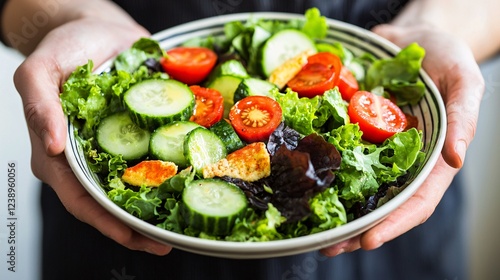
[0, 0, 9, 46]
[112, 0, 411, 35]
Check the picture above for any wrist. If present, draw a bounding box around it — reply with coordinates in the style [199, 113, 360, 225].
[1, 0, 146, 55]
[389, 0, 500, 62]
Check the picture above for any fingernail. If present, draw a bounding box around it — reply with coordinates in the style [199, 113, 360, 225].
[372, 242, 383, 250]
[144, 245, 171, 256]
[455, 140, 467, 167]
[335, 248, 345, 256]
[144, 247, 160, 255]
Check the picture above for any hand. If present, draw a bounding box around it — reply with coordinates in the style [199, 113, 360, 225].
[14, 17, 172, 256]
[320, 24, 484, 256]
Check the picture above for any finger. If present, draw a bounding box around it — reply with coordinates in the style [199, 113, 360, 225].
[28, 129, 172, 255]
[14, 55, 68, 156]
[359, 156, 456, 250]
[372, 24, 484, 168]
[49, 163, 173, 255]
[14, 20, 149, 157]
[319, 236, 361, 257]
[371, 24, 407, 46]
[320, 157, 457, 256]
[439, 60, 484, 168]
[66, 184, 173, 256]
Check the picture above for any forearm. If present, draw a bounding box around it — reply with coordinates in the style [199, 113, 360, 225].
[1, 0, 142, 55]
[392, 0, 500, 62]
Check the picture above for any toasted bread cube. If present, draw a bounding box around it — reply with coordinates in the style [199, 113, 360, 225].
[267, 49, 316, 89]
[122, 160, 178, 187]
[202, 142, 271, 182]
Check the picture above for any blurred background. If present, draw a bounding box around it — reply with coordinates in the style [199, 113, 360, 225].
[0, 43, 499, 280]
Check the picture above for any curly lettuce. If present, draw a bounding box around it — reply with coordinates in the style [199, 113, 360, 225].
[365, 43, 426, 106]
[272, 88, 348, 135]
[328, 125, 424, 207]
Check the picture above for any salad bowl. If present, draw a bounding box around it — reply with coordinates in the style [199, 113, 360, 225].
[64, 12, 446, 259]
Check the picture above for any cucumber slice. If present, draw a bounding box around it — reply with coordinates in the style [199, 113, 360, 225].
[184, 127, 227, 174]
[233, 77, 278, 103]
[181, 178, 248, 235]
[209, 120, 244, 153]
[346, 59, 365, 82]
[207, 76, 243, 118]
[124, 79, 195, 131]
[205, 59, 248, 83]
[206, 60, 249, 118]
[260, 29, 316, 77]
[149, 121, 201, 167]
[96, 112, 150, 160]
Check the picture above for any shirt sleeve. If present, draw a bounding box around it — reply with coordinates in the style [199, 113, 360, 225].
[0, 0, 10, 46]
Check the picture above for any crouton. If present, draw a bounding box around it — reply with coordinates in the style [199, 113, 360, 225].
[122, 160, 178, 187]
[267, 49, 316, 89]
[202, 142, 270, 182]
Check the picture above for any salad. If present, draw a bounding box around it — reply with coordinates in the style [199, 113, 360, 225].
[61, 8, 427, 242]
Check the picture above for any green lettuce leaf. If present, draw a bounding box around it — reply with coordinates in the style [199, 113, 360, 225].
[378, 128, 425, 181]
[327, 123, 369, 152]
[337, 145, 384, 204]
[60, 61, 119, 138]
[226, 204, 286, 241]
[61, 60, 167, 139]
[316, 42, 354, 65]
[365, 43, 426, 106]
[156, 198, 184, 234]
[157, 167, 196, 198]
[328, 125, 425, 206]
[301, 7, 328, 40]
[208, 7, 326, 76]
[114, 37, 164, 72]
[107, 185, 162, 220]
[272, 88, 348, 135]
[309, 188, 347, 233]
[272, 88, 319, 135]
[320, 88, 350, 128]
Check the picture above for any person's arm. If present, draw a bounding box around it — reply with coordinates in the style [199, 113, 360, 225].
[1, 0, 171, 255]
[391, 0, 500, 62]
[1, 0, 145, 55]
[322, 0, 496, 256]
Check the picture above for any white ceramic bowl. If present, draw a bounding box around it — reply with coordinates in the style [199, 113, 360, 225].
[65, 12, 446, 259]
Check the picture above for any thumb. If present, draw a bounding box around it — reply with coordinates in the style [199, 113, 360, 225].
[371, 24, 410, 47]
[372, 23, 484, 168]
[14, 54, 67, 156]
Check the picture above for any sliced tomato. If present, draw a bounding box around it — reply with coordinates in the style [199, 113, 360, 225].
[337, 66, 359, 101]
[160, 47, 217, 85]
[229, 96, 282, 143]
[307, 52, 342, 79]
[287, 52, 342, 98]
[189, 85, 224, 128]
[287, 63, 336, 98]
[348, 91, 407, 144]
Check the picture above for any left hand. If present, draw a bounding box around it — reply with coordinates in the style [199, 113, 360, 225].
[320, 24, 484, 256]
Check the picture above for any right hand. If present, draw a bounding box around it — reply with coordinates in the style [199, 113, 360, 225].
[14, 17, 173, 256]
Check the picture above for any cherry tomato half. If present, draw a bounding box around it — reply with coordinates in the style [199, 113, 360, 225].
[287, 52, 342, 98]
[161, 47, 217, 85]
[287, 63, 336, 98]
[229, 96, 283, 143]
[189, 85, 224, 128]
[307, 52, 343, 85]
[337, 66, 359, 101]
[348, 91, 407, 144]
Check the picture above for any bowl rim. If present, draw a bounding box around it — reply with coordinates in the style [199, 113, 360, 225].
[64, 11, 447, 259]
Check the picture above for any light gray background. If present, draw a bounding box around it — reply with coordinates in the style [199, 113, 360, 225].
[0, 44, 499, 280]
